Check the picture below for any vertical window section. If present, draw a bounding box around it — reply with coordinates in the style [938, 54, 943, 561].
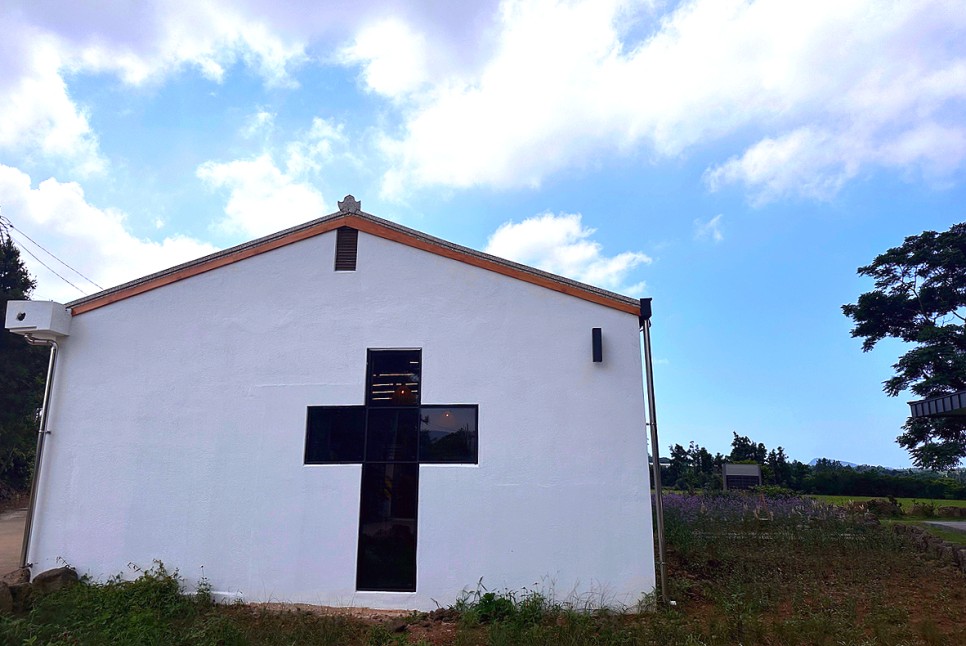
[356, 463, 419, 591]
[367, 350, 421, 407]
[358, 349, 422, 592]
[334, 226, 358, 271]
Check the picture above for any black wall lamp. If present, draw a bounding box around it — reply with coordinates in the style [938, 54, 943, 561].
[592, 327, 603, 363]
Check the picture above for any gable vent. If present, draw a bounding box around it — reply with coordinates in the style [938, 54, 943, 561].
[335, 226, 358, 271]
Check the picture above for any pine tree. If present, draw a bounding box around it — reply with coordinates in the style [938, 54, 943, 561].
[0, 234, 48, 492]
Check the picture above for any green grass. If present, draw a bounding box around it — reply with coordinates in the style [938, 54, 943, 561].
[911, 520, 966, 546]
[811, 494, 966, 511]
[4, 497, 966, 645]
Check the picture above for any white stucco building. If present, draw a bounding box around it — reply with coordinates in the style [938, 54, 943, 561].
[5, 197, 656, 610]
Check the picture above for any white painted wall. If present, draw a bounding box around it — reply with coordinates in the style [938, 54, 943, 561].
[32, 229, 655, 610]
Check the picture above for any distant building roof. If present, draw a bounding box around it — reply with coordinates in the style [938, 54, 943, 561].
[908, 391, 966, 418]
[67, 197, 640, 317]
[722, 463, 762, 491]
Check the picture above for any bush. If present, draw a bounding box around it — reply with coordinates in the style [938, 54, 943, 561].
[456, 583, 557, 629]
[0, 562, 222, 645]
[862, 497, 904, 518]
[751, 485, 796, 497]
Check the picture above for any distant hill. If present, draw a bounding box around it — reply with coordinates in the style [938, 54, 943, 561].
[809, 458, 916, 472]
[809, 458, 861, 468]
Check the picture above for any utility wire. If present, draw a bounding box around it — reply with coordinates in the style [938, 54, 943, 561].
[0, 215, 104, 290]
[5, 229, 88, 296]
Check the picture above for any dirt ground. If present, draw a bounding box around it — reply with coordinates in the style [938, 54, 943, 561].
[0, 509, 26, 576]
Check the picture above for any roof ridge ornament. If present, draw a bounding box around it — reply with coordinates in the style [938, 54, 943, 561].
[338, 195, 361, 214]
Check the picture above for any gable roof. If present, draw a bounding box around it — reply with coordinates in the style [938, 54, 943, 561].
[67, 198, 641, 316]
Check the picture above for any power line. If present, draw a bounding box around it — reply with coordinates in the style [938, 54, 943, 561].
[0, 215, 104, 290]
[5, 230, 89, 296]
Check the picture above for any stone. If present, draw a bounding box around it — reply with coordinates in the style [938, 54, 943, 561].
[338, 195, 362, 214]
[429, 607, 460, 622]
[0, 567, 29, 585]
[9, 583, 31, 613]
[32, 567, 78, 595]
[0, 582, 12, 614]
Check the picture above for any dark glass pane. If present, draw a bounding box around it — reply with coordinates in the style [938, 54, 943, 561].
[419, 406, 478, 464]
[357, 463, 418, 591]
[304, 406, 366, 463]
[367, 350, 421, 407]
[366, 409, 419, 462]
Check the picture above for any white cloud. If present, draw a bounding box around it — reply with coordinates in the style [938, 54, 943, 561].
[198, 115, 352, 238]
[242, 110, 277, 139]
[705, 122, 966, 205]
[694, 214, 724, 243]
[6, 0, 965, 206]
[197, 155, 328, 238]
[0, 33, 105, 176]
[340, 19, 431, 97]
[0, 165, 216, 302]
[484, 212, 650, 294]
[284, 118, 350, 176]
[24, 3, 308, 88]
[374, 0, 966, 200]
[0, 1, 310, 173]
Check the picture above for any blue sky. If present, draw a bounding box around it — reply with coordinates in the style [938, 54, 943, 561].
[2, 0, 965, 467]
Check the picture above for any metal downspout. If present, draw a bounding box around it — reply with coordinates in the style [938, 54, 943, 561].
[20, 336, 58, 569]
[640, 299, 668, 605]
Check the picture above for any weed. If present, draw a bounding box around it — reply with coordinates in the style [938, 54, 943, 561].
[3, 491, 965, 644]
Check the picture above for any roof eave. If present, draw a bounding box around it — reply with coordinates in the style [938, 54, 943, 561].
[68, 209, 641, 316]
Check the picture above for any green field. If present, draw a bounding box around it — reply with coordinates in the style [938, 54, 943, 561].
[810, 494, 966, 510]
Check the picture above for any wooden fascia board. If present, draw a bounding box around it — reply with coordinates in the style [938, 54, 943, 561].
[69, 217, 349, 315]
[345, 216, 640, 315]
[70, 214, 638, 316]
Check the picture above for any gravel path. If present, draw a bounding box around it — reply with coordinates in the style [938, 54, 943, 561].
[925, 520, 966, 532]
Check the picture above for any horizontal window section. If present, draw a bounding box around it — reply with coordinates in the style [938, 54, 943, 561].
[304, 406, 366, 463]
[419, 405, 478, 464]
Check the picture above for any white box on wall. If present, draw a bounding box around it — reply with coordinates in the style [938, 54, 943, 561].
[4, 300, 71, 339]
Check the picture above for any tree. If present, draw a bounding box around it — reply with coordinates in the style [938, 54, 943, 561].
[729, 432, 766, 463]
[664, 441, 722, 490]
[0, 234, 47, 491]
[843, 223, 966, 469]
[767, 446, 791, 487]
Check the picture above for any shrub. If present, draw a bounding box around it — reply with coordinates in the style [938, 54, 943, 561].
[751, 485, 796, 497]
[863, 497, 903, 518]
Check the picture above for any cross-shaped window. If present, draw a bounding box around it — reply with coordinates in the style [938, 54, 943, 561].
[304, 349, 478, 592]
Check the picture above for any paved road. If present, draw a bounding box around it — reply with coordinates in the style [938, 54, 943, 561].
[925, 520, 966, 532]
[0, 509, 26, 575]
